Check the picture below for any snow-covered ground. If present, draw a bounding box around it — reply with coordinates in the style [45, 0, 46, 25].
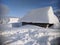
[0, 25, 60, 45]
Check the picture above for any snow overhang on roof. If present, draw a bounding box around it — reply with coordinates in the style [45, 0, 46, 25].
[20, 6, 59, 24]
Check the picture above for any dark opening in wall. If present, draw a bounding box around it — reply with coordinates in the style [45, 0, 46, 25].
[22, 22, 53, 28]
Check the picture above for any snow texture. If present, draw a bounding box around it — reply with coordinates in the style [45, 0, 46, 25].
[0, 25, 60, 45]
[20, 6, 59, 24]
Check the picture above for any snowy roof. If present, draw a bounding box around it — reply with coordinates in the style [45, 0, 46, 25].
[8, 17, 19, 23]
[20, 6, 59, 24]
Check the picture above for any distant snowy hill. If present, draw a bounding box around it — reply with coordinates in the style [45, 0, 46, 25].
[54, 9, 60, 22]
[54, 10, 60, 15]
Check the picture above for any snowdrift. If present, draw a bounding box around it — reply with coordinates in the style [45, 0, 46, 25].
[1, 25, 60, 45]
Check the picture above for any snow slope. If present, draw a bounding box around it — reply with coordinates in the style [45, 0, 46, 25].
[0, 25, 60, 45]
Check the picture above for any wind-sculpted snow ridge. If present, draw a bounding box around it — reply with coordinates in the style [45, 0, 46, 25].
[1, 25, 60, 45]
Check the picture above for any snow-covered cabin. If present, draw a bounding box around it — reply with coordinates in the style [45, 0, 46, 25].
[8, 17, 19, 23]
[8, 17, 22, 27]
[20, 6, 59, 28]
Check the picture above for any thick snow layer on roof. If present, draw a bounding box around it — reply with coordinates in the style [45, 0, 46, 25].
[1, 25, 60, 45]
[20, 6, 59, 24]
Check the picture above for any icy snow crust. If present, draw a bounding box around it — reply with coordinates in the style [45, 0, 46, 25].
[1, 25, 60, 45]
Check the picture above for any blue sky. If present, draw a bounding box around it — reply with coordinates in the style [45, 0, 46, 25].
[1, 0, 60, 18]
